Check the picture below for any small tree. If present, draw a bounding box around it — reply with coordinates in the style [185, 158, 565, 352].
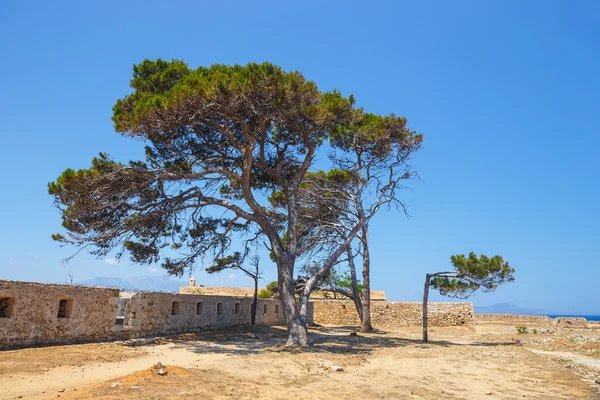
[294, 113, 422, 332]
[423, 253, 515, 342]
[206, 252, 261, 324]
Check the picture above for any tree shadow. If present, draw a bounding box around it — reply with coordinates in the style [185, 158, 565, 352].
[138, 324, 516, 357]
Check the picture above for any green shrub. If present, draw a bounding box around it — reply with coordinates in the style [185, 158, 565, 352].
[516, 326, 529, 334]
[258, 289, 274, 299]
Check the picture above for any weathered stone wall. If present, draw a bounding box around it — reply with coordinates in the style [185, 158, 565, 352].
[0, 280, 313, 348]
[180, 285, 387, 301]
[475, 314, 594, 328]
[554, 317, 588, 327]
[313, 301, 473, 327]
[0, 280, 120, 347]
[118, 293, 291, 337]
[475, 314, 552, 324]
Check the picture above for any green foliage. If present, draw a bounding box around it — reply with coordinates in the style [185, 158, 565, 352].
[430, 252, 515, 298]
[49, 60, 361, 274]
[258, 289, 274, 299]
[206, 252, 243, 274]
[329, 111, 423, 164]
[48, 58, 421, 286]
[516, 326, 529, 334]
[335, 271, 363, 293]
[266, 281, 279, 293]
[300, 262, 361, 296]
[112, 59, 354, 138]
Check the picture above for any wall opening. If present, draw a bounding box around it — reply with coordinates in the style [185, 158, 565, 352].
[217, 302, 223, 315]
[263, 304, 268, 314]
[196, 302, 204, 315]
[275, 305, 279, 314]
[234, 303, 240, 314]
[57, 299, 73, 318]
[115, 298, 130, 326]
[171, 302, 180, 316]
[0, 297, 14, 318]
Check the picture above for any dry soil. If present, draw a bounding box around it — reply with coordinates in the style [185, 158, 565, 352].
[2, 323, 600, 400]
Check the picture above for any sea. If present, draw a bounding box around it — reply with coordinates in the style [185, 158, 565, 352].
[545, 314, 600, 321]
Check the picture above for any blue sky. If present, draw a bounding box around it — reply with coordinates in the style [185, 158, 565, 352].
[0, 1, 598, 313]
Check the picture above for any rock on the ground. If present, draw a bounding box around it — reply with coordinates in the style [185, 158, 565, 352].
[331, 365, 344, 372]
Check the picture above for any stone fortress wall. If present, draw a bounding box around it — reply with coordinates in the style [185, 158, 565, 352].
[0, 280, 292, 348]
[121, 291, 293, 337]
[475, 314, 593, 327]
[5, 279, 546, 349]
[313, 300, 474, 327]
[0, 280, 121, 347]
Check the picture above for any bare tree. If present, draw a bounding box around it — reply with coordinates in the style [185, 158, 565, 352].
[289, 113, 422, 331]
[65, 270, 75, 285]
[206, 252, 261, 324]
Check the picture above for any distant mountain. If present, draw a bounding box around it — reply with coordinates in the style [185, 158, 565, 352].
[474, 303, 550, 315]
[76, 276, 187, 292]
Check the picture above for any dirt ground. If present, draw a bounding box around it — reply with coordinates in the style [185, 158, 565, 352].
[2, 323, 600, 400]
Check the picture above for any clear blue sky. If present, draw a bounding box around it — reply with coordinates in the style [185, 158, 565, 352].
[1, 1, 598, 313]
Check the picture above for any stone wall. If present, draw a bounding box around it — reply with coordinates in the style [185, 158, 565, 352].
[554, 317, 588, 327]
[117, 292, 290, 337]
[313, 301, 473, 327]
[475, 314, 593, 328]
[0, 280, 308, 348]
[475, 314, 552, 324]
[180, 285, 387, 301]
[0, 280, 120, 347]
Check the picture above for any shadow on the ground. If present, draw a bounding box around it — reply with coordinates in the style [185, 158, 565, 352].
[142, 325, 516, 357]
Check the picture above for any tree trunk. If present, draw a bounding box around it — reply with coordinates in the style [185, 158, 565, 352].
[278, 253, 308, 346]
[360, 224, 373, 333]
[251, 276, 258, 325]
[423, 273, 430, 343]
[347, 248, 363, 322]
[299, 285, 311, 325]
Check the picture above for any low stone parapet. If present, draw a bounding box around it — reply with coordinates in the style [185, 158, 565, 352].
[313, 300, 473, 327]
[475, 314, 596, 328]
[0, 280, 303, 348]
[475, 314, 552, 324]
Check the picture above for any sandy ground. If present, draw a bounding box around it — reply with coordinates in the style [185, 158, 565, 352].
[2, 323, 600, 400]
